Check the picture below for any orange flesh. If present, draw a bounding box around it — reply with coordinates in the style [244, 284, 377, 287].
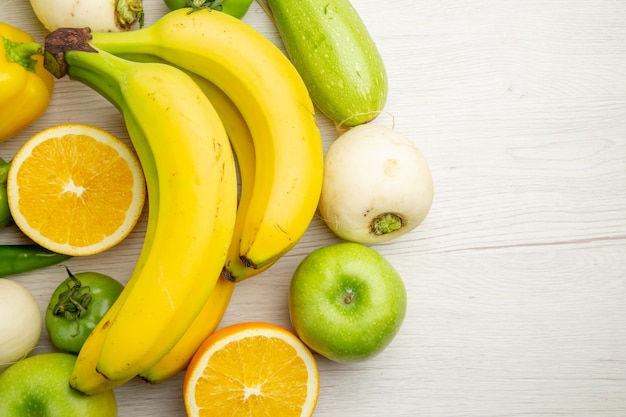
[189, 331, 316, 417]
[14, 133, 136, 247]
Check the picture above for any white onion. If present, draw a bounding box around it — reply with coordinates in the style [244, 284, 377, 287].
[0, 280, 42, 373]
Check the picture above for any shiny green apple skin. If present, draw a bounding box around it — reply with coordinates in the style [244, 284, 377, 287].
[0, 352, 117, 417]
[289, 242, 407, 363]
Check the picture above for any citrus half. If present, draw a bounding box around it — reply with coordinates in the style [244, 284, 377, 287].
[7, 123, 145, 256]
[183, 322, 320, 417]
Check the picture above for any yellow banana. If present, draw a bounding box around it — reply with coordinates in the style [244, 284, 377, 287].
[96, 64, 237, 380]
[69, 61, 262, 391]
[69, 110, 159, 395]
[105, 53, 263, 280]
[139, 275, 235, 384]
[71, 79, 240, 390]
[70, 293, 133, 393]
[44, 30, 238, 382]
[187, 73, 273, 280]
[139, 76, 245, 384]
[89, 8, 324, 281]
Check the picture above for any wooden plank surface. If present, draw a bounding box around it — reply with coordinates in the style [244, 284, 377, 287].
[1, 0, 625, 416]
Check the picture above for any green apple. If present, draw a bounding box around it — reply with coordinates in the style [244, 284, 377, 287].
[0, 352, 117, 417]
[289, 242, 407, 363]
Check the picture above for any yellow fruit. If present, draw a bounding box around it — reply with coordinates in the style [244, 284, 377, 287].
[139, 275, 236, 384]
[183, 322, 319, 417]
[7, 123, 145, 256]
[90, 8, 324, 278]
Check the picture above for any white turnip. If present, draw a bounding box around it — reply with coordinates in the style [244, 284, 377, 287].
[318, 124, 434, 244]
[30, 0, 144, 33]
[0, 279, 42, 373]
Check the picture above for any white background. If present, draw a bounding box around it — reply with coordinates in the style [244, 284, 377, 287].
[1, 0, 625, 416]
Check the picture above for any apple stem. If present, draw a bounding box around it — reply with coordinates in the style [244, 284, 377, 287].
[344, 289, 354, 304]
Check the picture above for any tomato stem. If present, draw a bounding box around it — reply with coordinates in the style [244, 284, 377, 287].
[51, 266, 92, 335]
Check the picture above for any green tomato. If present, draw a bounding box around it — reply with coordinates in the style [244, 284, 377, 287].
[45, 268, 124, 354]
[163, 0, 253, 19]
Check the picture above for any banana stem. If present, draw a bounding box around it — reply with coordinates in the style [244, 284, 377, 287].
[43, 28, 152, 129]
[43, 27, 94, 79]
[65, 65, 125, 114]
[43, 27, 134, 84]
[88, 28, 153, 57]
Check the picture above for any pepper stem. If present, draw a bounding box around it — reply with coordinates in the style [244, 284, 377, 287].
[1, 37, 43, 72]
[370, 213, 403, 236]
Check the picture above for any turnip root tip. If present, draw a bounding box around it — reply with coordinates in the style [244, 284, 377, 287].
[371, 213, 404, 236]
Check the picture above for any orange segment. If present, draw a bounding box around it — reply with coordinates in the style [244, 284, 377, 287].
[7, 123, 145, 256]
[184, 322, 319, 417]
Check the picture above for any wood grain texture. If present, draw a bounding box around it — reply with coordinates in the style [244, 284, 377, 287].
[1, 0, 625, 416]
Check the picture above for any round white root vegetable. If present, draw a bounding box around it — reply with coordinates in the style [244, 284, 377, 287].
[30, 0, 144, 33]
[318, 124, 434, 244]
[0, 280, 42, 373]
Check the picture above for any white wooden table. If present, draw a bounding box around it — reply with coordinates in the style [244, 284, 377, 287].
[1, 0, 625, 416]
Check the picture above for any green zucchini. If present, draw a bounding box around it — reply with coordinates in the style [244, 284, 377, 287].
[266, 0, 388, 127]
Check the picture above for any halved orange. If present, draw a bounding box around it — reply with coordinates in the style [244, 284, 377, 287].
[7, 123, 145, 256]
[183, 322, 319, 417]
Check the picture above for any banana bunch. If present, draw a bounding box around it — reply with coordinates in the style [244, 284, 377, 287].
[90, 9, 324, 281]
[43, 8, 323, 394]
